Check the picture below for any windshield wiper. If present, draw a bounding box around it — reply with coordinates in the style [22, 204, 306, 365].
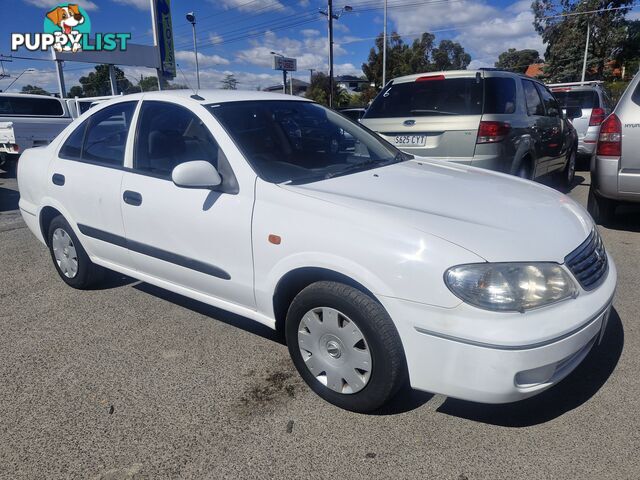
[409, 109, 458, 115]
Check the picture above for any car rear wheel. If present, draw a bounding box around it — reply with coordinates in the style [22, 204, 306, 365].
[286, 281, 407, 412]
[47, 215, 104, 289]
[587, 186, 616, 226]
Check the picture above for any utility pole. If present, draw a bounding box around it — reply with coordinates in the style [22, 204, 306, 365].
[309, 68, 314, 83]
[382, 0, 387, 88]
[581, 21, 590, 83]
[327, 0, 335, 107]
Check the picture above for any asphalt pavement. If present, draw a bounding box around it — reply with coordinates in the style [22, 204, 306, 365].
[0, 168, 639, 479]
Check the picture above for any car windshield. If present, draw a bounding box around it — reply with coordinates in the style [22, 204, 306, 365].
[208, 100, 407, 184]
[552, 90, 599, 109]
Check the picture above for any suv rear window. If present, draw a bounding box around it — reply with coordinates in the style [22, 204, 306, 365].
[484, 77, 516, 114]
[0, 96, 64, 116]
[364, 77, 483, 118]
[552, 90, 599, 109]
[632, 83, 640, 107]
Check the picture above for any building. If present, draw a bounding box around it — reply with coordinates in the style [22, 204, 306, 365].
[335, 75, 369, 94]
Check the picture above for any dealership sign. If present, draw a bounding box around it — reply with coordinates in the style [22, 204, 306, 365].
[273, 56, 297, 72]
[11, 3, 131, 53]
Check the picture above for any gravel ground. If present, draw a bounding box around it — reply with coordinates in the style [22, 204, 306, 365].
[0, 168, 638, 479]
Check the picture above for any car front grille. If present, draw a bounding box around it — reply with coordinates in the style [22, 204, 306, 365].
[564, 229, 608, 291]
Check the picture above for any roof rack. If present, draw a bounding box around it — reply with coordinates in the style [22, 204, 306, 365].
[547, 81, 603, 88]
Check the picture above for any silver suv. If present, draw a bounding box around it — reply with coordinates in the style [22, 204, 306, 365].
[360, 69, 578, 187]
[549, 81, 612, 159]
[589, 73, 640, 224]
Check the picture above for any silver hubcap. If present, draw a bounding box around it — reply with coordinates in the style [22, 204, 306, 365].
[52, 228, 78, 279]
[298, 307, 372, 394]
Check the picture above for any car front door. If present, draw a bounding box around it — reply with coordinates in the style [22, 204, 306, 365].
[536, 83, 566, 173]
[119, 100, 255, 308]
[49, 101, 137, 267]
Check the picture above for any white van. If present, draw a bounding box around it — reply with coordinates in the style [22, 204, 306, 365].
[0, 93, 72, 172]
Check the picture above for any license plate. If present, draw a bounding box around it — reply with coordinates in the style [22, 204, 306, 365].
[394, 135, 426, 146]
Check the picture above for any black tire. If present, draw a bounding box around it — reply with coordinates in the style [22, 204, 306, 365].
[515, 157, 532, 180]
[558, 149, 576, 191]
[286, 281, 407, 413]
[47, 215, 104, 289]
[587, 186, 616, 226]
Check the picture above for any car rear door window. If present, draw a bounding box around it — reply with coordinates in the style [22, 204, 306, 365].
[133, 101, 220, 178]
[59, 101, 136, 166]
[364, 77, 483, 118]
[483, 77, 516, 114]
[522, 80, 544, 116]
[536, 84, 561, 117]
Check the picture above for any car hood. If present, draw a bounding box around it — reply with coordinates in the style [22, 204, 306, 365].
[281, 159, 593, 263]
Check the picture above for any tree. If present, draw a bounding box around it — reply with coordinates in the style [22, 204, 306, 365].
[432, 40, 472, 71]
[68, 85, 84, 98]
[615, 19, 640, 79]
[305, 72, 351, 107]
[495, 48, 542, 73]
[21, 85, 50, 95]
[74, 64, 133, 97]
[221, 74, 238, 90]
[362, 32, 471, 88]
[532, 0, 633, 82]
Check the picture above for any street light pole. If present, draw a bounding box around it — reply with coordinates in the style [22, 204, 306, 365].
[320, 4, 352, 108]
[382, 0, 387, 88]
[581, 21, 590, 83]
[186, 12, 200, 90]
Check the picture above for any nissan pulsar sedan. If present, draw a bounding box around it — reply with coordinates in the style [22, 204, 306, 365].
[17, 91, 616, 413]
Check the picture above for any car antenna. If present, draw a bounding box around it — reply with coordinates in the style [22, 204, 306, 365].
[176, 63, 204, 101]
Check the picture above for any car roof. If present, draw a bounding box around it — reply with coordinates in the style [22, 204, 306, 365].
[388, 69, 524, 84]
[0, 92, 63, 101]
[98, 89, 312, 105]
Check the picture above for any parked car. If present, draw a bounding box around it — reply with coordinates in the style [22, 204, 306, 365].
[360, 69, 579, 188]
[588, 73, 640, 224]
[549, 81, 612, 160]
[0, 93, 73, 173]
[18, 90, 616, 412]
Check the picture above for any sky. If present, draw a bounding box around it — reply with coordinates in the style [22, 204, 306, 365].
[1, 0, 639, 95]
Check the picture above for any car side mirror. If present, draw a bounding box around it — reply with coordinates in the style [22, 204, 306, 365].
[562, 107, 582, 120]
[171, 161, 222, 189]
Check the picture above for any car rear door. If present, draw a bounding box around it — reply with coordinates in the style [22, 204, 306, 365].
[521, 79, 550, 177]
[618, 81, 640, 194]
[119, 100, 256, 308]
[361, 72, 483, 162]
[48, 101, 137, 267]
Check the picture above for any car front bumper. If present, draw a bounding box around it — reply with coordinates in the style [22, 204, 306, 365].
[380, 254, 617, 404]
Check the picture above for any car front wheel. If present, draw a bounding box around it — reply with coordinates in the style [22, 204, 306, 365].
[47, 215, 104, 289]
[286, 281, 407, 412]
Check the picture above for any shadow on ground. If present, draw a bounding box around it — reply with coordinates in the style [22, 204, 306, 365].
[133, 282, 283, 344]
[0, 186, 19, 213]
[436, 308, 624, 427]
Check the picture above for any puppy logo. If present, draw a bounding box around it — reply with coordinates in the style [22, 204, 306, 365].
[44, 3, 91, 52]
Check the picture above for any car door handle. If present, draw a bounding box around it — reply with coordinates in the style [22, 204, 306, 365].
[52, 173, 65, 186]
[123, 190, 142, 206]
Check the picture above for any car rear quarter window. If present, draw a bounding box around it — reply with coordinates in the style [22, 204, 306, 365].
[522, 80, 545, 116]
[0, 96, 64, 116]
[59, 120, 87, 160]
[364, 77, 483, 118]
[632, 82, 640, 107]
[536, 84, 561, 117]
[483, 77, 516, 114]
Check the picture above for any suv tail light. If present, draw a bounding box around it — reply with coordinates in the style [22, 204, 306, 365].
[477, 121, 510, 144]
[589, 107, 606, 126]
[596, 113, 622, 156]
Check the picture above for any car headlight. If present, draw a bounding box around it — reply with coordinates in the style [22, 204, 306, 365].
[445, 263, 578, 312]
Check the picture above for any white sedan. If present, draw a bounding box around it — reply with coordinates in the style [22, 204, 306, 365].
[17, 90, 616, 412]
